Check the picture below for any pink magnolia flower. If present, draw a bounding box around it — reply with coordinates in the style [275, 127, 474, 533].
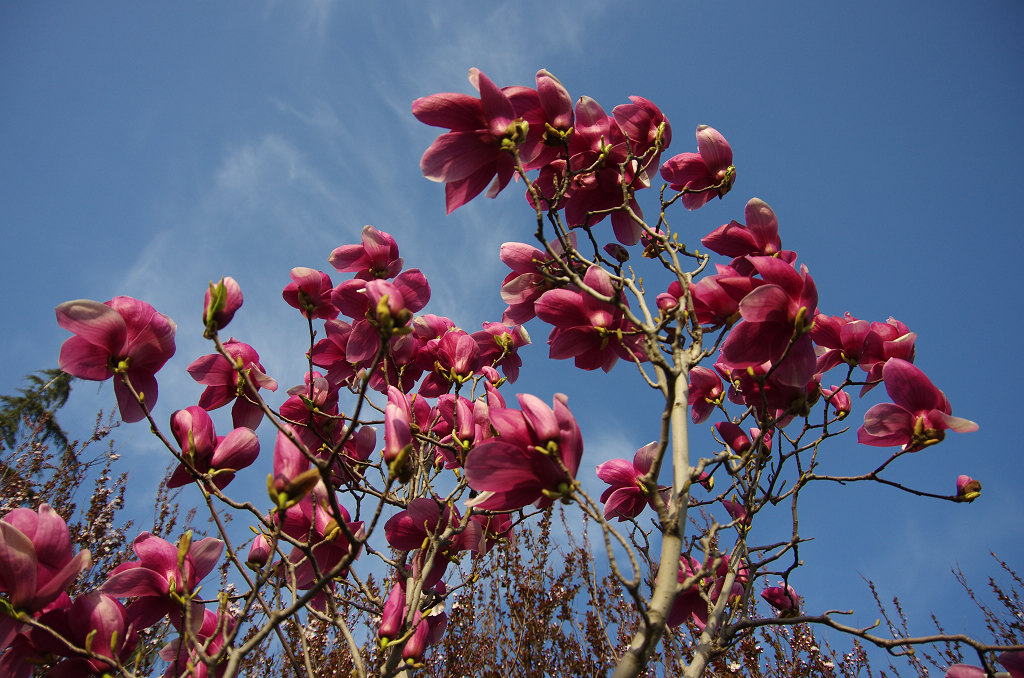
[613, 96, 672, 174]
[187, 338, 278, 430]
[414, 68, 540, 213]
[761, 582, 800, 617]
[202, 276, 243, 338]
[328, 225, 403, 280]
[472, 321, 529, 383]
[520, 69, 574, 171]
[166, 406, 260, 490]
[532, 96, 649, 245]
[335, 269, 431, 363]
[660, 125, 736, 209]
[668, 554, 747, 630]
[812, 313, 916, 392]
[955, 474, 982, 502]
[0, 504, 91, 647]
[465, 393, 583, 511]
[535, 265, 646, 372]
[41, 592, 138, 677]
[384, 497, 482, 556]
[417, 329, 482, 397]
[499, 236, 582, 325]
[701, 198, 795, 268]
[719, 257, 818, 388]
[101, 531, 223, 631]
[688, 366, 724, 424]
[858, 359, 978, 451]
[715, 421, 752, 454]
[56, 297, 176, 422]
[595, 441, 667, 521]
[160, 607, 236, 678]
[377, 579, 407, 643]
[282, 267, 338, 320]
[687, 265, 760, 328]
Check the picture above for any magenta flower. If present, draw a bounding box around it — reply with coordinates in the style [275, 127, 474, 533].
[41, 592, 138, 677]
[101, 531, 223, 631]
[187, 338, 278, 430]
[720, 257, 818, 388]
[160, 607, 236, 678]
[282, 267, 338, 320]
[596, 441, 666, 521]
[534, 96, 648, 245]
[414, 68, 539, 213]
[416, 330, 482, 397]
[668, 554, 746, 630]
[166, 406, 260, 490]
[659, 125, 736, 209]
[498, 236, 581, 325]
[688, 366, 724, 424]
[519, 69, 574, 171]
[701, 198, 795, 265]
[472, 321, 530, 383]
[858, 359, 978, 451]
[202, 276, 243, 337]
[613, 96, 672, 174]
[328, 225, 403, 280]
[56, 297, 176, 422]
[812, 313, 916, 392]
[956, 475, 982, 502]
[0, 504, 91, 647]
[465, 393, 583, 511]
[535, 265, 646, 372]
[384, 497, 482, 557]
[761, 582, 800, 617]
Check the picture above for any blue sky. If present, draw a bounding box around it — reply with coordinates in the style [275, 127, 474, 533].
[2, 1, 1022, 669]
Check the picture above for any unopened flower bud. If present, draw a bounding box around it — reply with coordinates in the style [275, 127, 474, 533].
[822, 386, 851, 419]
[762, 583, 800, 617]
[247, 533, 272, 569]
[203, 277, 243, 338]
[956, 475, 981, 502]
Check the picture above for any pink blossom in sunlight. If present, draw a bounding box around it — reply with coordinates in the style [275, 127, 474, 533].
[465, 393, 583, 511]
[41, 592, 138, 677]
[101, 531, 222, 632]
[535, 265, 646, 372]
[946, 651, 1024, 678]
[613, 96, 672, 174]
[596, 441, 667, 521]
[761, 583, 800, 617]
[166, 406, 260, 490]
[660, 125, 735, 209]
[812, 313, 916, 391]
[719, 257, 818, 388]
[328, 225, 403, 280]
[499, 235, 582, 325]
[821, 385, 852, 419]
[688, 366, 724, 424]
[858, 359, 978, 451]
[187, 339, 278, 430]
[0, 504, 91, 648]
[282, 267, 338, 320]
[56, 297, 176, 422]
[472, 321, 529, 383]
[414, 68, 541, 213]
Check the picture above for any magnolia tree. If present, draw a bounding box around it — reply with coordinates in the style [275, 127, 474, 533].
[2, 67, 1021, 678]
